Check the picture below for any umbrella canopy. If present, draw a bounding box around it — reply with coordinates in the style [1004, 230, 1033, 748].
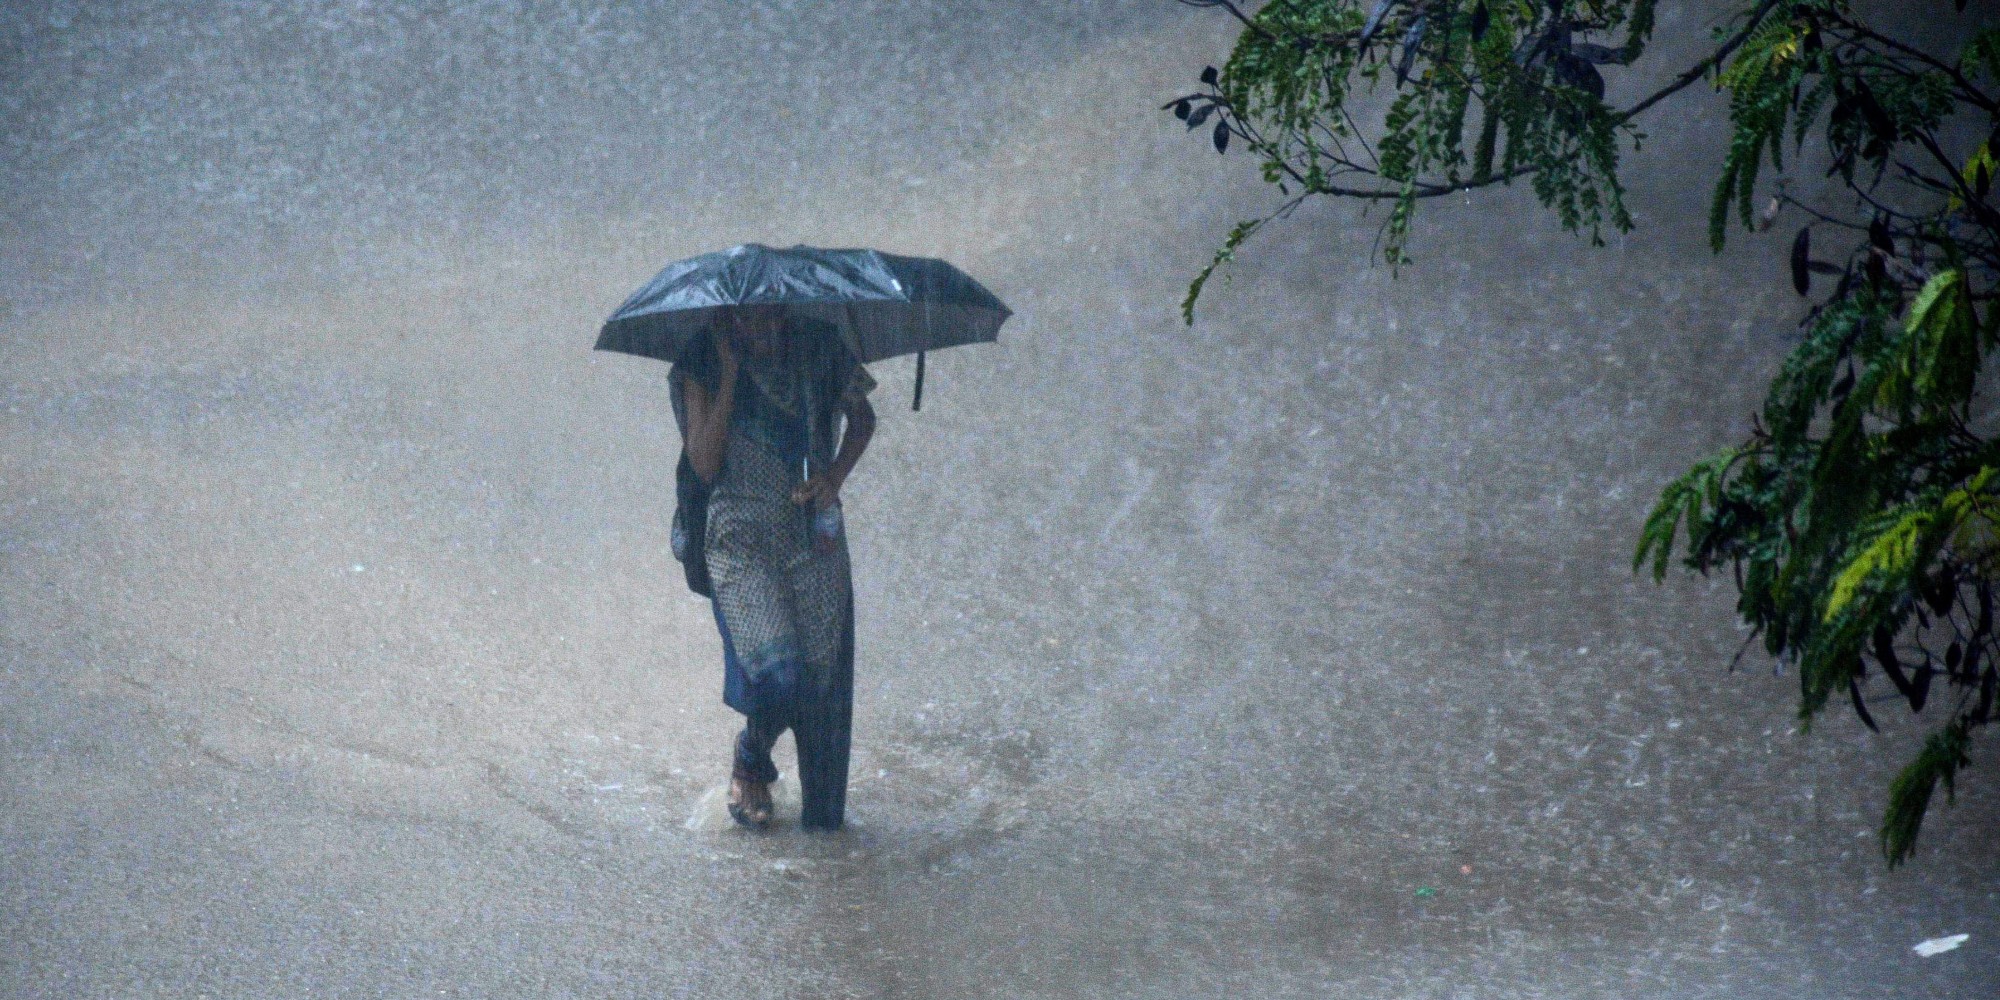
[594, 243, 1011, 367]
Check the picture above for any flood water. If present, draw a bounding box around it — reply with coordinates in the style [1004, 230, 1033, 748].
[2, 2, 1995, 997]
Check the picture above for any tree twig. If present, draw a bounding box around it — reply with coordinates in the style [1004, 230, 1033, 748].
[1609, 0, 1784, 126]
[1825, 14, 2000, 114]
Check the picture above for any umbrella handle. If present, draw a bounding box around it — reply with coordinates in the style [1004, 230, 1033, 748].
[912, 350, 925, 412]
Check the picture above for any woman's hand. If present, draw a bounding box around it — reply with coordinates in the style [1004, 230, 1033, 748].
[682, 331, 741, 485]
[791, 473, 840, 513]
[795, 474, 842, 555]
[798, 395, 871, 556]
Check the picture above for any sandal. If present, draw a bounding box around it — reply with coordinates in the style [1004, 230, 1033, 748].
[728, 775, 774, 829]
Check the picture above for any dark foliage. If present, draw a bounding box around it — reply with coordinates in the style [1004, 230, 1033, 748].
[1173, 0, 2000, 866]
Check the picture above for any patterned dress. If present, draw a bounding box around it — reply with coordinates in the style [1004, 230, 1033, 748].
[669, 326, 875, 829]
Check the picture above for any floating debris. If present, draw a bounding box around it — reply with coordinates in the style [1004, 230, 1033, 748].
[1913, 934, 1968, 957]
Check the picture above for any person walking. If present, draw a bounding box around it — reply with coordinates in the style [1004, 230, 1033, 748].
[595, 242, 1008, 830]
[671, 304, 877, 831]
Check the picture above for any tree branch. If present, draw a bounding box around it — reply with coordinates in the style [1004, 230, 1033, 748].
[1825, 13, 2000, 114]
[1174, 0, 1270, 38]
[1609, 0, 1784, 126]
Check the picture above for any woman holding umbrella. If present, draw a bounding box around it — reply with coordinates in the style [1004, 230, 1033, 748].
[597, 243, 1009, 832]
[674, 304, 876, 830]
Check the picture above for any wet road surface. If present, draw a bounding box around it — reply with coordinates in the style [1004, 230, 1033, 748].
[2, 2, 1995, 997]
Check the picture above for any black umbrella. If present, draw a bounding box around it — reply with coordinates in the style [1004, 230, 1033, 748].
[594, 242, 1011, 410]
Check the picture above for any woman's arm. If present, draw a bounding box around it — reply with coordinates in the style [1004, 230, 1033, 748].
[793, 395, 875, 512]
[682, 338, 739, 485]
[827, 396, 876, 491]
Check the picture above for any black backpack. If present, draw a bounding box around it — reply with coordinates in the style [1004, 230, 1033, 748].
[670, 450, 714, 598]
[669, 338, 721, 599]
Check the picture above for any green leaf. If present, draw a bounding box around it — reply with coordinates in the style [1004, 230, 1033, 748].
[1634, 448, 1740, 582]
[1904, 268, 1978, 407]
[1825, 508, 1930, 623]
[1181, 218, 1262, 325]
[1882, 720, 1973, 866]
[1825, 468, 1997, 623]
